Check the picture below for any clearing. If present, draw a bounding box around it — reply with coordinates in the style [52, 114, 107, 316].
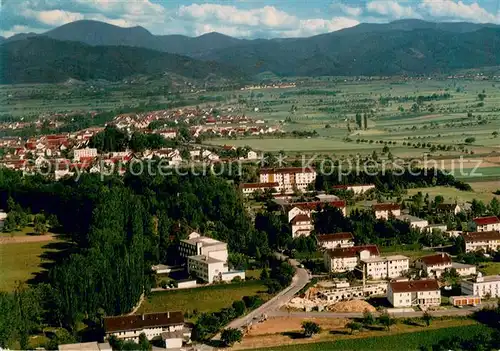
[406, 186, 499, 204]
[137, 280, 267, 315]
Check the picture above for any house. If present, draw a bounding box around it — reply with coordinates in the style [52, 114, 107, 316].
[462, 231, 500, 253]
[247, 151, 259, 160]
[324, 245, 379, 273]
[372, 203, 401, 220]
[316, 233, 354, 249]
[437, 203, 462, 215]
[415, 253, 452, 277]
[332, 184, 375, 194]
[103, 311, 190, 346]
[360, 255, 409, 280]
[290, 214, 313, 238]
[73, 147, 98, 162]
[387, 279, 441, 308]
[259, 167, 316, 193]
[240, 182, 279, 196]
[461, 273, 500, 298]
[58, 342, 111, 351]
[286, 200, 347, 217]
[159, 129, 177, 139]
[469, 216, 500, 232]
[396, 214, 429, 230]
[180, 232, 245, 283]
[451, 262, 477, 276]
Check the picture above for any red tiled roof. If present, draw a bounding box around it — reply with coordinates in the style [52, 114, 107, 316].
[473, 216, 500, 226]
[290, 214, 311, 224]
[326, 245, 379, 258]
[389, 279, 439, 293]
[291, 200, 346, 211]
[317, 232, 354, 242]
[373, 203, 400, 211]
[240, 182, 279, 189]
[463, 231, 500, 242]
[104, 311, 184, 333]
[260, 167, 316, 174]
[418, 253, 452, 266]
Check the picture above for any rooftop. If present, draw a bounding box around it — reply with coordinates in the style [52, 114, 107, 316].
[58, 342, 102, 351]
[389, 279, 440, 293]
[290, 214, 311, 224]
[316, 232, 354, 242]
[397, 214, 427, 222]
[418, 253, 452, 266]
[372, 203, 400, 211]
[181, 235, 225, 247]
[326, 245, 380, 259]
[361, 255, 409, 263]
[473, 216, 500, 226]
[240, 182, 279, 189]
[451, 262, 476, 269]
[188, 255, 225, 264]
[104, 312, 184, 333]
[463, 231, 500, 242]
[260, 167, 316, 174]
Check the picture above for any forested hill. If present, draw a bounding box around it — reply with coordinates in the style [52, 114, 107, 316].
[0, 37, 247, 84]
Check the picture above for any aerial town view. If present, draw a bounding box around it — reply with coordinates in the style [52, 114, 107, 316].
[1, 0, 500, 350]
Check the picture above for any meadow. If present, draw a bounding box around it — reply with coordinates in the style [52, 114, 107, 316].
[246, 323, 493, 351]
[137, 280, 267, 315]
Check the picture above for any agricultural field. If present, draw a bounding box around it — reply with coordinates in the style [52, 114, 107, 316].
[241, 320, 491, 351]
[204, 79, 500, 159]
[0, 238, 65, 291]
[406, 185, 500, 204]
[137, 280, 267, 315]
[478, 262, 500, 276]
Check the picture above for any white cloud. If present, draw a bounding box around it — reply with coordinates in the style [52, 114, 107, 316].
[419, 0, 497, 23]
[290, 17, 360, 37]
[366, 1, 420, 19]
[0, 25, 46, 38]
[22, 9, 84, 26]
[331, 3, 363, 17]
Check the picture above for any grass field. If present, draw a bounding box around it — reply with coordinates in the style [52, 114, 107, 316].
[407, 185, 499, 204]
[478, 262, 500, 276]
[247, 324, 493, 351]
[0, 240, 62, 291]
[137, 280, 267, 315]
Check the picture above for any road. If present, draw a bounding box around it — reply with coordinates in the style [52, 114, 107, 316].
[219, 256, 310, 332]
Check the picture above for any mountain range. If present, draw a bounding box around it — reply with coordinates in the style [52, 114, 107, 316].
[2, 19, 500, 83]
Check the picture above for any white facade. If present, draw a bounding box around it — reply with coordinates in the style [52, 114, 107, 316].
[260, 168, 316, 193]
[73, 147, 98, 161]
[179, 233, 228, 262]
[470, 217, 500, 232]
[387, 280, 441, 308]
[291, 215, 313, 238]
[397, 215, 429, 230]
[187, 255, 228, 284]
[461, 274, 500, 298]
[361, 255, 409, 280]
[318, 282, 388, 302]
[324, 246, 379, 273]
[373, 206, 401, 220]
[247, 151, 259, 160]
[316, 233, 354, 249]
[463, 231, 500, 253]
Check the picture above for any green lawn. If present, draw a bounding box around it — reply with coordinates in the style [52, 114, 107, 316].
[137, 280, 268, 315]
[406, 186, 499, 204]
[479, 262, 500, 276]
[0, 240, 62, 291]
[251, 324, 494, 351]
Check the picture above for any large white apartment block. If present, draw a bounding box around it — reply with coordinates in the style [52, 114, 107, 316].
[387, 279, 441, 308]
[104, 312, 188, 344]
[372, 203, 401, 220]
[179, 232, 244, 283]
[361, 255, 409, 280]
[469, 216, 500, 232]
[316, 233, 354, 249]
[462, 231, 500, 253]
[73, 147, 98, 161]
[259, 167, 316, 192]
[324, 245, 380, 273]
[461, 273, 500, 298]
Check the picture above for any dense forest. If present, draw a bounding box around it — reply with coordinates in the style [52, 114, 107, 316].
[0, 165, 264, 347]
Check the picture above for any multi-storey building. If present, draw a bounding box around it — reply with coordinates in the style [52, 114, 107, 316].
[462, 231, 500, 253]
[372, 203, 401, 220]
[259, 167, 316, 192]
[469, 216, 500, 232]
[73, 147, 98, 162]
[396, 214, 429, 230]
[461, 273, 500, 298]
[316, 232, 354, 249]
[415, 253, 452, 277]
[240, 182, 280, 196]
[360, 255, 409, 280]
[387, 279, 441, 308]
[324, 245, 379, 273]
[290, 214, 313, 238]
[104, 312, 190, 346]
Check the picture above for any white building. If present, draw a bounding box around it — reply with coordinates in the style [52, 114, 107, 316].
[318, 282, 388, 303]
[259, 167, 316, 193]
[387, 279, 441, 308]
[415, 253, 452, 277]
[463, 231, 500, 253]
[240, 182, 280, 196]
[372, 203, 401, 220]
[469, 216, 500, 232]
[451, 262, 477, 277]
[324, 245, 380, 273]
[332, 184, 375, 194]
[247, 151, 259, 160]
[104, 312, 190, 345]
[59, 342, 111, 351]
[179, 232, 244, 283]
[73, 147, 98, 161]
[461, 273, 500, 298]
[159, 129, 178, 139]
[316, 233, 354, 249]
[361, 255, 409, 280]
[396, 215, 429, 230]
[290, 214, 313, 238]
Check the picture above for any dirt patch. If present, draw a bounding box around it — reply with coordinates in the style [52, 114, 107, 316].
[327, 300, 376, 313]
[0, 234, 54, 245]
[246, 316, 347, 336]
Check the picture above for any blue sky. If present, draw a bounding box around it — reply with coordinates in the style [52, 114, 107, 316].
[1, 0, 499, 38]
